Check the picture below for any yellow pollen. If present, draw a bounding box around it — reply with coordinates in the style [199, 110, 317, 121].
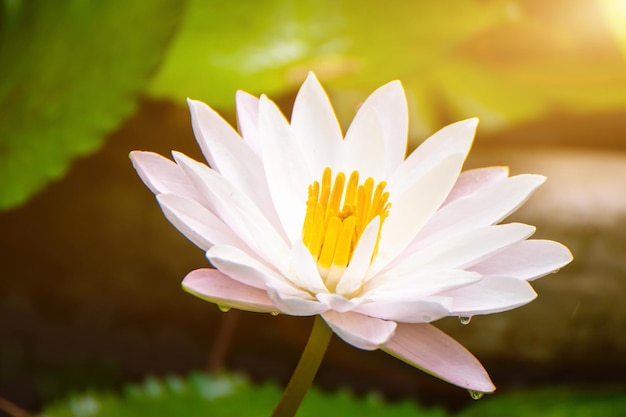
[302, 167, 391, 290]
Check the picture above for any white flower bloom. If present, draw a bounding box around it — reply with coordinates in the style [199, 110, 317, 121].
[131, 73, 572, 393]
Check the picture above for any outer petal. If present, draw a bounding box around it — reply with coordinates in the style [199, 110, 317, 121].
[443, 166, 509, 205]
[130, 151, 201, 201]
[235, 90, 262, 156]
[412, 174, 545, 251]
[322, 310, 397, 350]
[182, 268, 277, 313]
[157, 194, 246, 251]
[354, 296, 453, 323]
[364, 270, 482, 301]
[383, 323, 495, 392]
[173, 152, 291, 272]
[266, 284, 328, 316]
[207, 244, 297, 294]
[442, 276, 537, 316]
[352, 80, 408, 176]
[470, 239, 573, 281]
[388, 118, 478, 197]
[291, 72, 344, 176]
[389, 223, 536, 276]
[258, 95, 312, 242]
[187, 99, 283, 232]
[374, 153, 466, 273]
[343, 100, 387, 180]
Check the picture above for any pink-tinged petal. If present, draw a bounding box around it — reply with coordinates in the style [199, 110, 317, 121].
[290, 241, 329, 294]
[157, 194, 246, 251]
[374, 154, 466, 273]
[471, 239, 573, 281]
[364, 270, 482, 301]
[322, 310, 397, 350]
[130, 151, 201, 201]
[336, 217, 380, 297]
[343, 98, 387, 180]
[442, 276, 537, 316]
[187, 99, 283, 232]
[444, 166, 509, 205]
[258, 95, 312, 242]
[388, 118, 478, 197]
[173, 152, 291, 273]
[383, 323, 495, 392]
[266, 284, 328, 316]
[412, 174, 545, 251]
[291, 72, 344, 175]
[355, 296, 452, 323]
[316, 293, 362, 313]
[207, 244, 298, 294]
[182, 268, 277, 313]
[391, 223, 536, 276]
[235, 90, 261, 156]
[352, 80, 408, 176]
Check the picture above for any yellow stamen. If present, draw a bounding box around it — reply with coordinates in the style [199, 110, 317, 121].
[301, 168, 391, 291]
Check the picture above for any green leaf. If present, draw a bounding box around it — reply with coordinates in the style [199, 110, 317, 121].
[459, 387, 626, 417]
[0, 0, 185, 210]
[41, 372, 448, 417]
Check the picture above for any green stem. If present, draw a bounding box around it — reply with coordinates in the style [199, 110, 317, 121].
[271, 316, 333, 417]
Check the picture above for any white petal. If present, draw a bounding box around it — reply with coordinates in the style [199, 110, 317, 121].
[266, 284, 328, 316]
[375, 153, 466, 273]
[207, 244, 297, 294]
[382, 323, 495, 392]
[470, 239, 573, 281]
[235, 90, 262, 156]
[343, 98, 386, 180]
[291, 72, 344, 176]
[290, 240, 329, 294]
[365, 270, 482, 301]
[442, 276, 537, 316]
[355, 296, 452, 323]
[130, 151, 201, 201]
[443, 166, 509, 205]
[388, 118, 478, 197]
[391, 223, 536, 275]
[157, 194, 245, 251]
[187, 99, 283, 231]
[322, 310, 397, 350]
[335, 217, 380, 297]
[316, 293, 362, 313]
[182, 268, 277, 313]
[258, 95, 312, 242]
[413, 174, 545, 250]
[353, 80, 408, 176]
[173, 152, 291, 272]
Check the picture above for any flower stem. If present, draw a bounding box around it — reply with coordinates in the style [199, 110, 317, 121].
[271, 316, 333, 417]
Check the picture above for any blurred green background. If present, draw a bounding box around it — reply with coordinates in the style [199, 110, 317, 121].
[1, 0, 625, 415]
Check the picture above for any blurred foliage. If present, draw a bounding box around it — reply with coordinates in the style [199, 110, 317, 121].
[40, 373, 446, 417]
[0, 0, 185, 210]
[3, 0, 626, 208]
[458, 387, 626, 417]
[149, 0, 626, 137]
[40, 373, 626, 417]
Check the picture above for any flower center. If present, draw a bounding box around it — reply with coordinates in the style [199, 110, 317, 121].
[302, 167, 390, 291]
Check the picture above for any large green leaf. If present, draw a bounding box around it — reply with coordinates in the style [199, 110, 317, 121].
[0, 0, 185, 210]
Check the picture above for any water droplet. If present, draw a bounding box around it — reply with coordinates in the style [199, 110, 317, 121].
[218, 305, 231, 313]
[468, 390, 484, 400]
[270, 311, 279, 316]
[459, 316, 472, 325]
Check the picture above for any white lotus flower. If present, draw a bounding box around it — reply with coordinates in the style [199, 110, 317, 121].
[130, 73, 572, 393]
